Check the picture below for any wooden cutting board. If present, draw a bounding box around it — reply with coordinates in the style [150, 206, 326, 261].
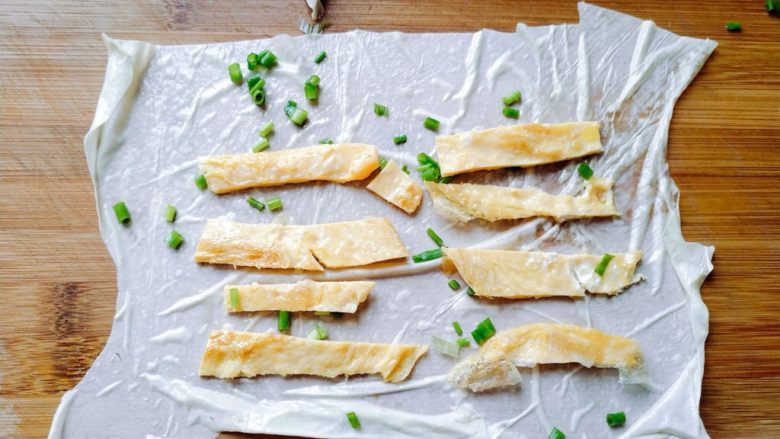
[1, 1, 778, 437]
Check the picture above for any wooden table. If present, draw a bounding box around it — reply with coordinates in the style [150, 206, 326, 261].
[1, 1, 778, 437]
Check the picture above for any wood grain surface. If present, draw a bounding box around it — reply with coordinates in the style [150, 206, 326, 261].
[1, 1, 778, 438]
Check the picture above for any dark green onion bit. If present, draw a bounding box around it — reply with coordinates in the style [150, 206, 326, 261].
[412, 248, 443, 263]
[549, 427, 566, 439]
[195, 174, 208, 190]
[417, 153, 444, 182]
[113, 201, 131, 224]
[606, 411, 627, 427]
[346, 411, 361, 429]
[374, 103, 389, 117]
[277, 310, 291, 331]
[448, 279, 461, 291]
[257, 50, 278, 68]
[577, 162, 594, 180]
[247, 197, 265, 212]
[466, 286, 476, 296]
[423, 116, 440, 131]
[314, 51, 327, 64]
[426, 227, 444, 246]
[768, 0, 779, 16]
[725, 22, 742, 32]
[393, 134, 407, 145]
[594, 253, 615, 276]
[471, 318, 496, 345]
[167, 230, 184, 250]
[503, 106, 520, 119]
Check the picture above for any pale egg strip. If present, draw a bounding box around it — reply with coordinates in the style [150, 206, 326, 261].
[200, 143, 379, 194]
[442, 248, 643, 298]
[435, 122, 603, 177]
[366, 160, 423, 214]
[224, 280, 374, 313]
[448, 323, 646, 392]
[200, 330, 428, 383]
[194, 217, 408, 271]
[424, 176, 618, 222]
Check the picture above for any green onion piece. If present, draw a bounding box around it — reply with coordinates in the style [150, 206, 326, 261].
[284, 100, 297, 117]
[452, 320, 463, 335]
[393, 134, 407, 145]
[431, 336, 460, 358]
[319, 138, 334, 144]
[247, 52, 258, 70]
[167, 230, 184, 250]
[412, 248, 443, 263]
[466, 286, 476, 296]
[112, 202, 131, 224]
[549, 427, 566, 439]
[284, 101, 308, 126]
[304, 75, 320, 100]
[378, 157, 388, 169]
[346, 412, 361, 429]
[503, 106, 520, 119]
[247, 74, 264, 90]
[725, 22, 742, 31]
[278, 310, 291, 331]
[266, 197, 283, 211]
[307, 74, 321, 86]
[307, 322, 329, 340]
[502, 90, 522, 106]
[195, 174, 208, 191]
[401, 164, 410, 174]
[229, 288, 241, 311]
[258, 122, 274, 138]
[594, 253, 615, 277]
[426, 227, 444, 246]
[577, 162, 594, 180]
[416, 153, 442, 182]
[252, 137, 270, 153]
[258, 50, 277, 68]
[423, 116, 440, 131]
[374, 103, 389, 117]
[228, 63, 243, 84]
[456, 337, 470, 348]
[247, 196, 265, 212]
[164, 205, 177, 223]
[768, 0, 779, 16]
[471, 318, 497, 346]
[606, 411, 626, 427]
[249, 82, 266, 106]
[314, 51, 327, 64]
[448, 279, 461, 291]
[314, 311, 331, 317]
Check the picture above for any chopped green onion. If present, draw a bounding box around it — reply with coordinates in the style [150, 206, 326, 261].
[346, 412, 361, 429]
[247, 197, 265, 212]
[412, 248, 443, 263]
[307, 322, 329, 340]
[247, 52, 258, 70]
[252, 137, 269, 153]
[164, 205, 177, 223]
[502, 90, 522, 106]
[549, 427, 566, 439]
[431, 336, 460, 358]
[247, 74, 264, 90]
[448, 279, 461, 291]
[112, 202, 131, 224]
[577, 162, 594, 180]
[167, 230, 184, 250]
[393, 134, 407, 145]
[284, 101, 308, 126]
[374, 103, 389, 117]
[249, 82, 266, 106]
[768, 0, 779, 16]
[266, 197, 283, 211]
[314, 51, 327, 64]
[258, 50, 277, 68]
[594, 253, 615, 277]
[503, 106, 520, 119]
[314, 311, 331, 317]
[417, 153, 443, 182]
[228, 63, 242, 84]
[195, 174, 208, 191]
[426, 227, 444, 246]
[606, 411, 626, 427]
[401, 164, 410, 174]
[452, 321, 463, 335]
[258, 122, 274, 138]
[378, 156, 388, 169]
[471, 318, 497, 346]
[229, 288, 241, 311]
[456, 338, 470, 348]
[304, 75, 320, 100]
[278, 310, 291, 331]
[725, 22, 742, 32]
[423, 116, 440, 131]
[466, 286, 476, 296]
[319, 138, 334, 144]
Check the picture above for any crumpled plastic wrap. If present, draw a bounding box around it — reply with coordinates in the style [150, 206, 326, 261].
[48, 3, 716, 438]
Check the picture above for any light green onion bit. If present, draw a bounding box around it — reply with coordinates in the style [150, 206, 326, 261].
[502, 90, 522, 106]
[195, 174, 208, 191]
[253, 137, 270, 153]
[412, 248, 443, 263]
[379, 156, 388, 169]
[448, 279, 461, 291]
[374, 103, 389, 117]
[258, 122, 274, 137]
[452, 320, 463, 335]
[228, 63, 243, 84]
[307, 322, 329, 340]
[229, 288, 241, 311]
[346, 412, 361, 429]
[167, 230, 184, 250]
[319, 138, 334, 144]
[164, 205, 177, 223]
[594, 253, 615, 277]
[113, 202, 131, 224]
[266, 197, 283, 211]
[456, 337, 470, 348]
[431, 336, 460, 358]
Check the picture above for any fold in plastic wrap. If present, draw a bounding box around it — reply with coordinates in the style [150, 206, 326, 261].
[50, 4, 716, 438]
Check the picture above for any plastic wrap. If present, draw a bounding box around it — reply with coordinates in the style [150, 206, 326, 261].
[48, 3, 716, 438]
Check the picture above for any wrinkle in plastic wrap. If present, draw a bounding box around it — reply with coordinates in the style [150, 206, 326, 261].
[49, 4, 716, 438]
